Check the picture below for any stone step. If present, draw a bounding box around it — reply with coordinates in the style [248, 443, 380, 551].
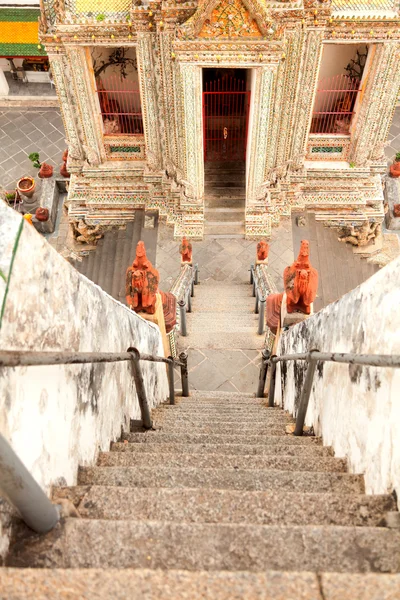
[205, 186, 245, 195]
[77, 466, 364, 494]
[205, 172, 246, 183]
[205, 197, 246, 209]
[54, 486, 394, 527]
[206, 210, 246, 222]
[2, 569, 400, 600]
[97, 451, 347, 472]
[111, 442, 333, 457]
[154, 411, 293, 423]
[3, 569, 400, 600]
[180, 331, 262, 350]
[125, 431, 322, 446]
[192, 297, 253, 311]
[9, 520, 399, 572]
[193, 287, 253, 298]
[153, 423, 287, 435]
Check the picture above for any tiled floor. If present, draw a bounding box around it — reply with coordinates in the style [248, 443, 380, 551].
[385, 106, 400, 163]
[4, 72, 57, 97]
[0, 108, 65, 190]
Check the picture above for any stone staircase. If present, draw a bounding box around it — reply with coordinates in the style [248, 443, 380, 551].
[204, 162, 246, 237]
[69, 209, 158, 304]
[4, 391, 400, 598]
[186, 282, 260, 350]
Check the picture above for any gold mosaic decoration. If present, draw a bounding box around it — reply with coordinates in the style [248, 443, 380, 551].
[198, 0, 262, 39]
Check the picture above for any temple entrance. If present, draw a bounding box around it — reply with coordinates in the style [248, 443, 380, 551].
[202, 68, 250, 163]
[202, 69, 250, 236]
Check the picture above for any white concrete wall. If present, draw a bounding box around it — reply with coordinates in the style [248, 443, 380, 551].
[276, 257, 400, 501]
[0, 201, 169, 554]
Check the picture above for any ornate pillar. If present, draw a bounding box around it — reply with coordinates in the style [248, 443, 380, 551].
[137, 32, 163, 169]
[159, 28, 180, 168]
[179, 63, 204, 202]
[245, 67, 275, 238]
[290, 29, 323, 164]
[67, 47, 104, 165]
[350, 42, 400, 165]
[47, 51, 84, 170]
[273, 28, 304, 167]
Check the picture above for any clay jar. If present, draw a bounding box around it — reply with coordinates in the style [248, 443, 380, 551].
[35, 207, 49, 222]
[60, 149, 70, 178]
[38, 162, 54, 178]
[389, 160, 400, 178]
[17, 176, 35, 198]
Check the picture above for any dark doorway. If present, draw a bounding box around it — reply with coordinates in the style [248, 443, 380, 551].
[202, 68, 250, 163]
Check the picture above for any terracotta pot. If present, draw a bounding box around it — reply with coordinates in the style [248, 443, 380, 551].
[17, 177, 35, 198]
[62, 149, 68, 162]
[60, 162, 70, 178]
[390, 160, 400, 178]
[38, 162, 53, 178]
[35, 207, 49, 222]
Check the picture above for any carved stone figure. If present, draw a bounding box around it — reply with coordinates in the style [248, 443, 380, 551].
[283, 240, 318, 314]
[180, 236, 193, 263]
[126, 241, 160, 314]
[65, 139, 83, 161]
[146, 149, 160, 173]
[338, 220, 381, 247]
[256, 240, 269, 262]
[72, 220, 103, 245]
[83, 145, 100, 167]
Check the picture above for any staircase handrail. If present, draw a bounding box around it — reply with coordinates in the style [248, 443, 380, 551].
[0, 347, 189, 534]
[169, 262, 199, 337]
[257, 349, 400, 435]
[250, 263, 277, 335]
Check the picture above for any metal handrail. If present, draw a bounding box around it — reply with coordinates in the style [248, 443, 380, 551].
[250, 264, 266, 335]
[257, 349, 400, 435]
[170, 263, 199, 337]
[0, 346, 189, 534]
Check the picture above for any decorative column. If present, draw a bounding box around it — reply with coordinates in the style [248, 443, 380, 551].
[350, 42, 400, 165]
[158, 27, 180, 168]
[137, 32, 163, 169]
[245, 67, 275, 238]
[273, 28, 304, 167]
[47, 52, 84, 171]
[290, 29, 323, 164]
[67, 47, 104, 165]
[179, 62, 204, 202]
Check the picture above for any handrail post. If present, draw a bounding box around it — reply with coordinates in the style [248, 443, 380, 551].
[179, 351, 189, 397]
[294, 350, 319, 436]
[194, 264, 199, 285]
[178, 300, 187, 336]
[191, 276, 195, 298]
[128, 347, 152, 429]
[187, 290, 192, 313]
[250, 264, 254, 284]
[255, 289, 259, 314]
[256, 349, 270, 398]
[268, 355, 277, 407]
[258, 296, 265, 335]
[167, 356, 175, 405]
[252, 273, 256, 297]
[0, 433, 60, 533]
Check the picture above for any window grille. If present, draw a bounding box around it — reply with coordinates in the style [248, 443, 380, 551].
[95, 75, 143, 136]
[310, 74, 361, 135]
[331, 0, 397, 11]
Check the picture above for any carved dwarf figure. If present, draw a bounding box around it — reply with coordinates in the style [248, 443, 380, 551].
[338, 220, 381, 247]
[256, 240, 269, 263]
[72, 219, 103, 245]
[283, 240, 318, 314]
[180, 236, 193, 264]
[126, 241, 160, 315]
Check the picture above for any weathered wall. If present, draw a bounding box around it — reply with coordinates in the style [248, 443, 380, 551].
[0, 202, 169, 555]
[276, 257, 400, 500]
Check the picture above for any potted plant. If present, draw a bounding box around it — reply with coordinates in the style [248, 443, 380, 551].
[60, 149, 70, 178]
[17, 176, 36, 198]
[390, 152, 400, 178]
[28, 152, 53, 179]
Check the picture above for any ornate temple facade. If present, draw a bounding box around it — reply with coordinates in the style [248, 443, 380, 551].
[39, 0, 400, 238]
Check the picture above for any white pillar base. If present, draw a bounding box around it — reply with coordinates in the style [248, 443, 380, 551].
[0, 69, 10, 96]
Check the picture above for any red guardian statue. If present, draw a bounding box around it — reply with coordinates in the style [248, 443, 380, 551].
[126, 241, 160, 315]
[180, 236, 193, 264]
[256, 240, 269, 264]
[283, 240, 318, 314]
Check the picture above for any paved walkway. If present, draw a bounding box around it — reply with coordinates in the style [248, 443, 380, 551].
[0, 108, 65, 190]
